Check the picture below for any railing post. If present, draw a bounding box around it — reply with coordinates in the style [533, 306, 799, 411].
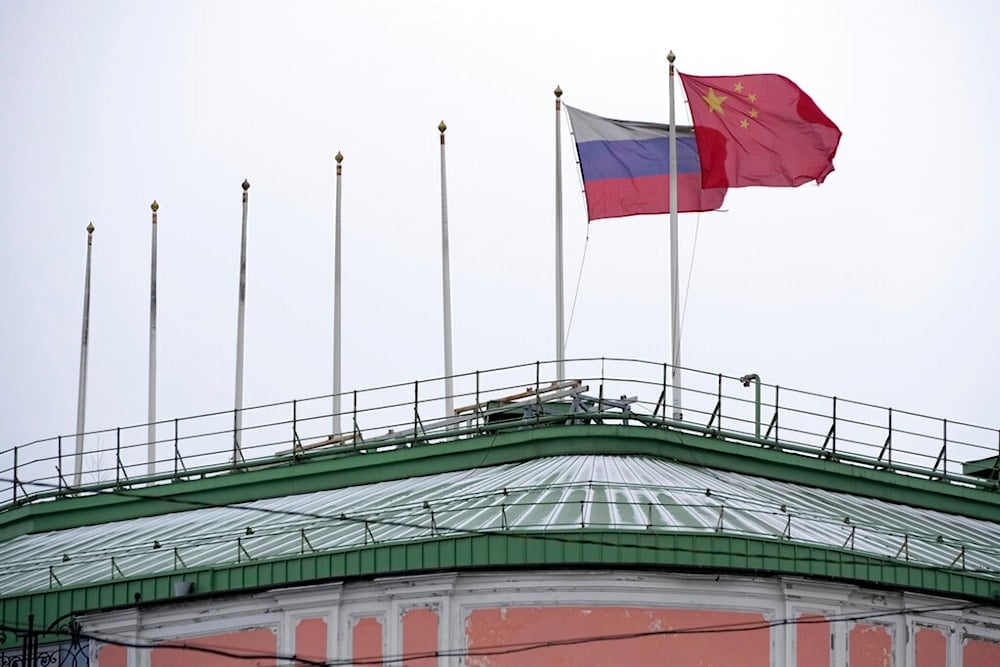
[413, 380, 419, 443]
[353, 389, 359, 440]
[717, 373, 722, 430]
[888, 408, 893, 465]
[12, 446, 18, 504]
[753, 379, 761, 438]
[292, 398, 303, 453]
[475, 370, 481, 433]
[58, 436, 63, 494]
[740, 374, 762, 439]
[173, 418, 179, 478]
[599, 357, 605, 407]
[832, 396, 837, 455]
[943, 419, 948, 476]
[232, 408, 240, 467]
[535, 361, 541, 424]
[116, 427, 122, 485]
[662, 363, 668, 420]
[775, 385, 780, 442]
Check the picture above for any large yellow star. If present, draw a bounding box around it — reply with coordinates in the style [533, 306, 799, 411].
[703, 87, 727, 114]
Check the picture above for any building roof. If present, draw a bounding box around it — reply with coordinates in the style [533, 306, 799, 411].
[1, 358, 998, 647]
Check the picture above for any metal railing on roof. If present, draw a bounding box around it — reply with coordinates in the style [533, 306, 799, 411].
[2, 357, 998, 510]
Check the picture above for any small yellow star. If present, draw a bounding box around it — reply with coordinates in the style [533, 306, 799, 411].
[702, 87, 727, 114]
[739, 118, 750, 130]
[734, 82, 744, 93]
[749, 109, 759, 118]
[747, 93, 757, 103]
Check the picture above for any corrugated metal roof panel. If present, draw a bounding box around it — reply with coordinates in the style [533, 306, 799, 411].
[0, 455, 996, 595]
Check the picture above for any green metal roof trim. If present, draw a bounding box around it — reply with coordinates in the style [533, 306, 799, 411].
[1, 531, 998, 650]
[2, 423, 999, 542]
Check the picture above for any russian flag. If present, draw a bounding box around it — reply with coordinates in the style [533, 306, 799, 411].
[566, 105, 726, 221]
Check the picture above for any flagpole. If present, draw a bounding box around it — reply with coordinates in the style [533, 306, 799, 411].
[147, 201, 159, 477]
[333, 152, 343, 435]
[554, 85, 565, 381]
[73, 223, 95, 486]
[233, 179, 249, 463]
[668, 51, 682, 419]
[439, 121, 455, 417]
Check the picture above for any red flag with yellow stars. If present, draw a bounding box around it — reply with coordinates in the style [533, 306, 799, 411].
[678, 72, 841, 188]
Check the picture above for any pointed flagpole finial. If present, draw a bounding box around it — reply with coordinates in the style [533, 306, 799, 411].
[242, 179, 250, 191]
[554, 85, 562, 98]
[667, 51, 676, 63]
[438, 121, 447, 134]
[151, 200, 159, 212]
[86, 222, 95, 235]
[335, 151, 343, 164]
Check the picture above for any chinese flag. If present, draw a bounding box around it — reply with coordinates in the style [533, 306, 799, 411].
[678, 72, 841, 188]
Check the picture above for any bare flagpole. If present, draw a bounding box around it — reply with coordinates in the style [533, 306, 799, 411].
[73, 223, 95, 486]
[668, 51, 682, 419]
[233, 179, 250, 463]
[147, 201, 159, 476]
[439, 121, 455, 417]
[554, 85, 565, 381]
[333, 152, 343, 435]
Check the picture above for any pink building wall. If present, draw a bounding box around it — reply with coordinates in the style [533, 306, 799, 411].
[796, 613, 830, 666]
[849, 623, 893, 667]
[352, 616, 383, 666]
[84, 572, 1000, 666]
[295, 617, 328, 665]
[965, 637, 1000, 666]
[915, 627, 946, 667]
[403, 607, 439, 667]
[150, 628, 277, 667]
[466, 607, 769, 667]
[94, 644, 127, 667]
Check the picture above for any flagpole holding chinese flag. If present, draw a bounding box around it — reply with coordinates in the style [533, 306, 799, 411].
[667, 51, 682, 419]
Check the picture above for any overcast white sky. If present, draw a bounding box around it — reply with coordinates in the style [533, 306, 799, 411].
[2, 1, 998, 463]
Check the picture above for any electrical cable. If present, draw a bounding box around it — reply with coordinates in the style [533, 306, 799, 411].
[563, 220, 591, 351]
[679, 213, 700, 339]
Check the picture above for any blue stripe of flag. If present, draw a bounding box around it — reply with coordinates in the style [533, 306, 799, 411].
[576, 137, 702, 182]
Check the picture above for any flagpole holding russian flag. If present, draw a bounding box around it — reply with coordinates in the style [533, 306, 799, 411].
[439, 121, 455, 417]
[554, 85, 565, 381]
[73, 223, 95, 486]
[147, 200, 159, 476]
[668, 51, 682, 419]
[333, 151, 343, 435]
